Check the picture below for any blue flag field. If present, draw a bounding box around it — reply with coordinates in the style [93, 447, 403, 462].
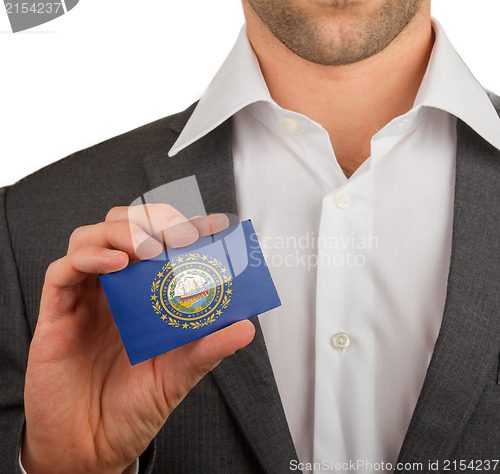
[100, 220, 281, 365]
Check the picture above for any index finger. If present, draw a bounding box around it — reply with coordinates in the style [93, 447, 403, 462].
[106, 205, 230, 248]
[106, 204, 199, 249]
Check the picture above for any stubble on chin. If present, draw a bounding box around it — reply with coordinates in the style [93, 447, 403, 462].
[245, 0, 425, 66]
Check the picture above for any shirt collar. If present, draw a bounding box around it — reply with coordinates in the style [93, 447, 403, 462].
[415, 19, 500, 150]
[169, 20, 500, 157]
[169, 26, 272, 157]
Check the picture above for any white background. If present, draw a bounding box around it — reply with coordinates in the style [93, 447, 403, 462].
[1, 0, 499, 187]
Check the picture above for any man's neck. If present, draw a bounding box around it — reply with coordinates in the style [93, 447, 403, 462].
[244, 5, 434, 178]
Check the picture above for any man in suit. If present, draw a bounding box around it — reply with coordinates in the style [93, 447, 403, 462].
[1, 0, 499, 472]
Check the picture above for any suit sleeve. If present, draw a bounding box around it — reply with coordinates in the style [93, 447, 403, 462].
[0, 185, 158, 473]
[0, 186, 31, 474]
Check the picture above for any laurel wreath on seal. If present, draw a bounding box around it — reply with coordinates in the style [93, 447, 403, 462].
[150, 253, 233, 329]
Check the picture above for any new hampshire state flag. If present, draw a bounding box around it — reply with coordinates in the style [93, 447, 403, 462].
[100, 220, 281, 365]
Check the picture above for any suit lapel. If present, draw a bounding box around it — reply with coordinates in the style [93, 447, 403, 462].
[143, 105, 239, 219]
[143, 109, 298, 472]
[396, 119, 500, 467]
[211, 320, 299, 473]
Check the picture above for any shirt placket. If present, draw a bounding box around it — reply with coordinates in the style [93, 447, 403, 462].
[313, 170, 377, 471]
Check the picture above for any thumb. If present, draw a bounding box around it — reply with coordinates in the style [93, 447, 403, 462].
[153, 320, 256, 407]
[186, 319, 256, 372]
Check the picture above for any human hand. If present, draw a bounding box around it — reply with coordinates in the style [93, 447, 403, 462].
[22, 205, 255, 474]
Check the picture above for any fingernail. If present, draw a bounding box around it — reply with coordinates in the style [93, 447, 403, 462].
[135, 232, 158, 245]
[170, 217, 197, 234]
[103, 249, 123, 257]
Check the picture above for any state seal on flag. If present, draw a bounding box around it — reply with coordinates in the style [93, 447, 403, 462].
[150, 253, 233, 329]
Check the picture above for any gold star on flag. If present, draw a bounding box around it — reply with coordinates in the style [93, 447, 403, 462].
[161, 315, 167, 321]
[202, 255, 208, 261]
[177, 257, 184, 263]
[216, 310, 222, 316]
[157, 272, 163, 278]
[151, 294, 157, 300]
[227, 289, 232, 295]
[221, 267, 227, 274]
[182, 323, 189, 329]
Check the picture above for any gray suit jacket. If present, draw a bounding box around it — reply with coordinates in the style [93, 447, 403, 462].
[0, 97, 499, 473]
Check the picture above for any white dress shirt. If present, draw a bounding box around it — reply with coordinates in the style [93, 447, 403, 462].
[21, 20, 499, 474]
[169, 20, 500, 473]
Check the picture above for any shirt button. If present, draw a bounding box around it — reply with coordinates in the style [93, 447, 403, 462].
[282, 118, 299, 133]
[331, 332, 350, 350]
[333, 192, 350, 210]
